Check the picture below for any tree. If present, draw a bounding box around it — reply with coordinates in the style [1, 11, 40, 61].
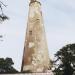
[54, 44, 75, 75]
[0, 57, 18, 73]
[0, 1, 8, 23]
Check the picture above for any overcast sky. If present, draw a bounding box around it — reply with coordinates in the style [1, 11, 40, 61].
[0, 0, 75, 71]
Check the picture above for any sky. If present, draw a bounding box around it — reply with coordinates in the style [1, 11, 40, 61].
[0, 0, 75, 71]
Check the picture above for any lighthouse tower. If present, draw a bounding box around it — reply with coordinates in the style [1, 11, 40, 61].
[21, 0, 51, 72]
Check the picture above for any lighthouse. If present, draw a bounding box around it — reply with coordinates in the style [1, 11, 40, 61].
[21, 0, 51, 72]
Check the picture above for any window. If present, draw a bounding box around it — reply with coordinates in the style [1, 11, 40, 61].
[29, 30, 32, 35]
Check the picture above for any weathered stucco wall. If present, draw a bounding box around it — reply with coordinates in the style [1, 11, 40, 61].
[21, 0, 51, 72]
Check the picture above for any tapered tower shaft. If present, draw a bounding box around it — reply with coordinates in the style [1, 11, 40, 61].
[21, 0, 50, 72]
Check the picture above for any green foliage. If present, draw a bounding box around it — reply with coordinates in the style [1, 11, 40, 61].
[0, 57, 18, 73]
[0, 14, 9, 22]
[54, 44, 75, 75]
[0, 1, 8, 23]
